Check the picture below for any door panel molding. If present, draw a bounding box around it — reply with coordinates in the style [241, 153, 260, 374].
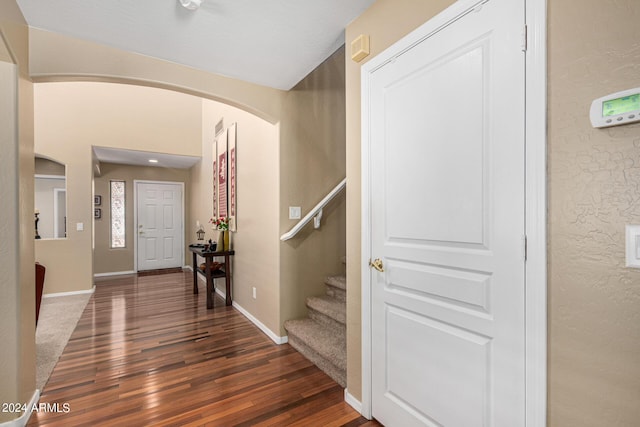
[360, 0, 547, 424]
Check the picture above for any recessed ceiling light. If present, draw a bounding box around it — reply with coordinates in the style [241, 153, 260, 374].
[149, 159, 159, 163]
[179, 0, 202, 10]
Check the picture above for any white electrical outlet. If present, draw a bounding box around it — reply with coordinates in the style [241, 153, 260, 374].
[252, 287, 257, 299]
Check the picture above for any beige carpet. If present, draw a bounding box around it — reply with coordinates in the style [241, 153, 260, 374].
[283, 275, 347, 387]
[36, 292, 92, 391]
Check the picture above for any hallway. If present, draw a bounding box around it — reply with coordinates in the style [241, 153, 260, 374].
[30, 272, 378, 426]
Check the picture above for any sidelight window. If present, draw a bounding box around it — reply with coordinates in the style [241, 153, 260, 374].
[110, 180, 126, 248]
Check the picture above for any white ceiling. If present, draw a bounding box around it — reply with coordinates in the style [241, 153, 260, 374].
[93, 147, 201, 169]
[16, 0, 375, 91]
[21, 0, 375, 169]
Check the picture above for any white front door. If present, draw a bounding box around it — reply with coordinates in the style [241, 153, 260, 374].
[136, 181, 184, 271]
[364, 0, 526, 425]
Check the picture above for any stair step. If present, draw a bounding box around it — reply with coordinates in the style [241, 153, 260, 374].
[307, 296, 346, 331]
[325, 275, 346, 302]
[284, 319, 346, 387]
[325, 275, 346, 290]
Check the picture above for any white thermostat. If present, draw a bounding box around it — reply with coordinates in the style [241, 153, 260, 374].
[590, 87, 640, 128]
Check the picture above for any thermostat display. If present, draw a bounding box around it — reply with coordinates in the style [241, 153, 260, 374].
[603, 94, 640, 117]
[590, 88, 640, 128]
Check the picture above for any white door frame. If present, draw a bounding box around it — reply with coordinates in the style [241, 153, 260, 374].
[133, 180, 185, 272]
[360, 0, 547, 424]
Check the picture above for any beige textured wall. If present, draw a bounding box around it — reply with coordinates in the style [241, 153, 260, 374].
[34, 82, 202, 294]
[0, 2, 28, 68]
[0, 34, 11, 62]
[29, 29, 285, 124]
[18, 73, 36, 410]
[0, 58, 24, 425]
[548, 1, 640, 425]
[190, 100, 281, 335]
[279, 47, 347, 335]
[94, 163, 191, 275]
[35, 157, 65, 175]
[36, 82, 202, 156]
[344, 0, 456, 401]
[0, 0, 36, 422]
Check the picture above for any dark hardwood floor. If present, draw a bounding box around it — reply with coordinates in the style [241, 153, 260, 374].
[30, 272, 380, 426]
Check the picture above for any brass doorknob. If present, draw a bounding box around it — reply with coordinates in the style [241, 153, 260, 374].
[369, 258, 384, 272]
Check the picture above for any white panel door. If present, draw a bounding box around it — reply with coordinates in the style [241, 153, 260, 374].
[366, 0, 525, 425]
[137, 182, 183, 271]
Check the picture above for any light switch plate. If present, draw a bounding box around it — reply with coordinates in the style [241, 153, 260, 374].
[76, 222, 84, 231]
[625, 225, 640, 268]
[289, 206, 301, 220]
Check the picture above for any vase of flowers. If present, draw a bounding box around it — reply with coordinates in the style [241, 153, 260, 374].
[210, 217, 230, 251]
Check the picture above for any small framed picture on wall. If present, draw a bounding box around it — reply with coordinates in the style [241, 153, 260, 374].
[228, 123, 237, 232]
[216, 128, 228, 219]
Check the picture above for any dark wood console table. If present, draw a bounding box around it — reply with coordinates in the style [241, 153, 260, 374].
[189, 246, 235, 309]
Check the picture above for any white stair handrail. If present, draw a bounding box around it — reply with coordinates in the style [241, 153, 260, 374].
[280, 178, 346, 241]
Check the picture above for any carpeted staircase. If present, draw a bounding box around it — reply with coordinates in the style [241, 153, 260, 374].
[284, 275, 347, 387]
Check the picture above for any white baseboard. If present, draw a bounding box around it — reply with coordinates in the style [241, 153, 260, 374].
[0, 389, 40, 427]
[43, 286, 95, 298]
[93, 270, 136, 278]
[344, 389, 364, 416]
[214, 286, 226, 300]
[183, 265, 193, 271]
[232, 301, 288, 345]
[196, 273, 227, 299]
[196, 272, 206, 284]
[195, 273, 287, 345]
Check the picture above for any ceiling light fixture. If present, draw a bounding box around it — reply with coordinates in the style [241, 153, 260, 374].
[179, 0, 202, 10]
[148, 159, 159, 163]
